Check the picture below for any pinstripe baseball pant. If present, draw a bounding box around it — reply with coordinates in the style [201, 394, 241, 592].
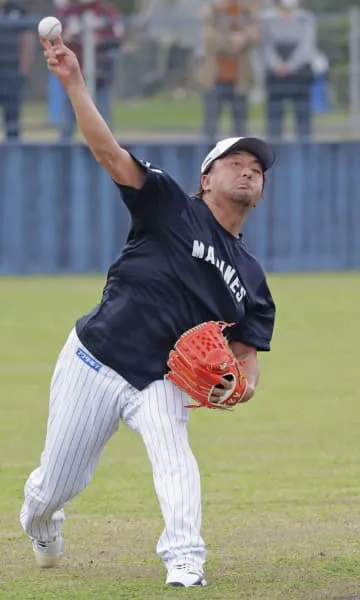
[19, 328, 206, 572]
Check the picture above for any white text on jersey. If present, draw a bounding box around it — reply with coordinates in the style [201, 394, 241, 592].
[192, 240, 247, 304]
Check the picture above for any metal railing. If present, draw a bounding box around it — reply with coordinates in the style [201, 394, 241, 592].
[0, 9, 358, 142]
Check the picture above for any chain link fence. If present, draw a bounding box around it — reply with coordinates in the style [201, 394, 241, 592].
[0, 2, 359, 142]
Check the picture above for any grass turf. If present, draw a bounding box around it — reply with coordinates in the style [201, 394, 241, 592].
[0, 274, 359, 599]
[22, 96, 352, 140]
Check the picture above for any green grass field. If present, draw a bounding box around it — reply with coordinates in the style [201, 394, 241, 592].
[1, 274, 359, 599]
[21, 96, 353, 141]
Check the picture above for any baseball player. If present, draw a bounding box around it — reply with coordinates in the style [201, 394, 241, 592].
[19, 34, 276, 588]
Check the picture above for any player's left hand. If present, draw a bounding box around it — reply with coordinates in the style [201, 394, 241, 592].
[209, 377, 233, 404]
[166, 321, 249, 410]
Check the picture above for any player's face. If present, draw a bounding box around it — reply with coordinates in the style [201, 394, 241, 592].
[202, 151, 264, 208]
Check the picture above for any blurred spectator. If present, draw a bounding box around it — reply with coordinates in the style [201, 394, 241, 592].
[57, 0, 125, 141]
[198, 0, 260, 142]
[131, 0, 202, 98]
[261, 0, 317, 140]
[0, 0, 35, 140]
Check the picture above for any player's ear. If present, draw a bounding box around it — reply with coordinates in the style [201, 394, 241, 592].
[201, 173, 211, 194]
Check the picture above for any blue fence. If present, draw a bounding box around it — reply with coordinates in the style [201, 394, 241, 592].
[0, 141, 360, 274]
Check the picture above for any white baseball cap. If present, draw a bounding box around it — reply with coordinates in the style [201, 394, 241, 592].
[200, 137, 275, 175]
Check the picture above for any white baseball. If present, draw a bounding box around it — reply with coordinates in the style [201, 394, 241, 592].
[38, 17, 63, 41]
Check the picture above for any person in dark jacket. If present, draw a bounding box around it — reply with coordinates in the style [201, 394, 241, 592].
[262, 0, 317, 140]
[0, 0, 35, 140]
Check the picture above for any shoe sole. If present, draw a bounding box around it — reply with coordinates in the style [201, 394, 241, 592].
[34, 552, 63, 568]
[167, 578, 207, 588]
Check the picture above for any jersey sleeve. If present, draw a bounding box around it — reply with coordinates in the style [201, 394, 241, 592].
[228, 278, 276, 351]
[114, 155, 188, 226]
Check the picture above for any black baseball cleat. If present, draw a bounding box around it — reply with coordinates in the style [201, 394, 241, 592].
[165, 564, 207, 587]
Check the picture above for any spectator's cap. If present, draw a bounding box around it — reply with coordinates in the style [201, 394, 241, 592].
[200, 137, 275, 175]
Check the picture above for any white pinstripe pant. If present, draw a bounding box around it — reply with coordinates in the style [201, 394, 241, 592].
[20, 329, 206, 572]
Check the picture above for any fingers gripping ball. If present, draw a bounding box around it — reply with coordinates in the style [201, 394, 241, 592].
[38, 17, 62, 41]
[166, 321, 248, 410]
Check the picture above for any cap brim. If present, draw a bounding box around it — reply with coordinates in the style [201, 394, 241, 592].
[220, 137, 275, 172]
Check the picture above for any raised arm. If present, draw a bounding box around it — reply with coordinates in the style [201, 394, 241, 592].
[41, 36, 145, 189]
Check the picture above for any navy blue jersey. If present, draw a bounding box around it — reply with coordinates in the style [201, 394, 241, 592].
[76, 158, 276, 390]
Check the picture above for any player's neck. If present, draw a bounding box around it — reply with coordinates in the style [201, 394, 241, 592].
[203, 196, 251, 238]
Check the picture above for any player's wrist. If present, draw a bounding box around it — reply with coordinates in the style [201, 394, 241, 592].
[236, 360, 254, 403]
[240, 381, 255, 403]
[64, 75, 87, 95]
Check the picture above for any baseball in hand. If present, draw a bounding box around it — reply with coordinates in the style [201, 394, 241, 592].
[38, 16, 62, 41]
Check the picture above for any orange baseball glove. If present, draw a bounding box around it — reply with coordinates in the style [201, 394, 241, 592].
[166, 321, 248, 410]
